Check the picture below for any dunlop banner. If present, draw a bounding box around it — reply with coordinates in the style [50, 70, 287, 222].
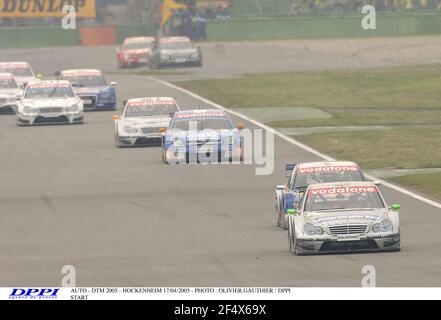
[0, 0, 96, 18]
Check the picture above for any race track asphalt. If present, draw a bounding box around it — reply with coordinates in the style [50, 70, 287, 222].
[0, 43, 440, 287]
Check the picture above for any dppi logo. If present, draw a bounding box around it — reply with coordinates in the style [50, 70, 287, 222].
[9, 288, 59, 300]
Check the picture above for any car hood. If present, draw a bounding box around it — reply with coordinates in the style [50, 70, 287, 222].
[160, 48, 198, 55]
[125, 49, 151, 55]
[122, 116, 171, 127]
[74, 86, 107, 95]
[305, 208, 388, 227]
[22, 98, 78, 107]
[0, 88, 20, 97]
[168, 129, 236, 140]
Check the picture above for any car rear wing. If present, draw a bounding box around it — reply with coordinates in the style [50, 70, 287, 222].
[285, 163, 296, 177]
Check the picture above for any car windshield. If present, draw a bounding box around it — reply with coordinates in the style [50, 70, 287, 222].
[294, 167, 364, 189]
[25, 85, 74, 99]
[0, 78, 18, 89]
[172, 118, 232, 131]
[160, 41, 193, 50]
[304, 186, 385, 212]
[62, 75, 107, 87]
[124, 41, 154, 50]
[0, 67, 33, 77]
[125, 103, 178, 117]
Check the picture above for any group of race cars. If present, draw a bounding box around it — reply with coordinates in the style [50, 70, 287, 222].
[0, 62, 115, 125]
[116, 36, 203, 69]
[275, 162, 401, 255]
[0, 37, 401, 256]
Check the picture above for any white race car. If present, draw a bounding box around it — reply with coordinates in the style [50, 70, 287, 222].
[16, 80, 84, 126]
[0, 73, 21, 114]
[113, 97, 180, 147]
[0, 62, 39, 88]
[288, 181, 401, 255]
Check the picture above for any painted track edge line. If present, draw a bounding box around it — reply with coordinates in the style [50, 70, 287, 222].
[140, 75, 441, 210]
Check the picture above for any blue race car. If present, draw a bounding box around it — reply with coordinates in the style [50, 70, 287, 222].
[275, 161, 370, 229]
[56, 69, 116, 111]
[161, 109, 244, 164]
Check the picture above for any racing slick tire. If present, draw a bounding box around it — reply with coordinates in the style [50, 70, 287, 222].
[276, 211, 284, 228]
[115, 134, 122, 148]
[117, 60, 126, 69]
[149, 59, 160, 70]
[195, 59, 203, 67]
[289, 232, 301, 256]
[162, 150, 169, 164]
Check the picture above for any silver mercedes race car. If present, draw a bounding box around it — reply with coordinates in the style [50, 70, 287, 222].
[287, 181, 401, 255]
[113, 97, 180, 147]
[149, 37, 203, 69]
[0, 73, 21, 114]
[16, 80, 84, 126]
[275, 161, 369, 230]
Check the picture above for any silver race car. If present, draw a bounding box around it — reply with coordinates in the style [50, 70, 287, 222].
[114, 97, 180, 147]
[149, 37, 203, 69]
[276, 161, 369, 229]
[0, 62, 39, 88]
[287, 181, 401, 255]
[0, 73, 21, 114]
[16, 80, 84, 126]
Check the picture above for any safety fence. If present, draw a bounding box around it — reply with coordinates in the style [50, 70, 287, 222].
[0, 12, 441, 49]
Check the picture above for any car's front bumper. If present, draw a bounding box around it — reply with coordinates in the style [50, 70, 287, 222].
[159, 56, 201, 66]
[17, 112, 84, 125]
[0, 103, 16, 114]
[164, 147, 243, 163]
[295, 234, 401, 255]
[79, 95, 116, 111]
[117, 135, 162, 147]
[123, 56, 149, 65]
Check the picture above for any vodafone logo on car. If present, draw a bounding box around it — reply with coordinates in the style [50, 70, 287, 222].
[298, 166, 359, 174]
[309, 186, 378, 195]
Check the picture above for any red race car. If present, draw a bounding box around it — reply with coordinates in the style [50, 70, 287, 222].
[116, 36, 156, 68]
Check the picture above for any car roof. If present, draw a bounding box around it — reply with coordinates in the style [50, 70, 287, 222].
[27, 80, 71, 87]
[308, 181, 377, 190]
[61, 69, 102, 75]
[126, 97, 177, 106]
[124, 36, 155, 43]
[297, 161, 360, 169]
[159, 36, 191, 43]
[0, 61, 31, 68]
[175, 109, 226, 115]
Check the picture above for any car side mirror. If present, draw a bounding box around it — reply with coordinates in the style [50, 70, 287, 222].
[159, 128, 167, 133]
[374, 180, 382, 186]
[236, 123, 245, 130]
[287, 209, 297, 216]
[390, 204, 401, 210]
[16, 96, 21, 101]
[112, 115, 120, 120]
[110, 82, 117, 86]
[54, 71, 61, 77]
[169, 112, 176, 117]
[276, 185, 285, 191]
[122, 100, 128, 106]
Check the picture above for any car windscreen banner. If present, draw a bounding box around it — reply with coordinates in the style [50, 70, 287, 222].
[0, 0, 96, 18]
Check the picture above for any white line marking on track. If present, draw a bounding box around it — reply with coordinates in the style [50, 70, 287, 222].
[138, 75, 441, 210]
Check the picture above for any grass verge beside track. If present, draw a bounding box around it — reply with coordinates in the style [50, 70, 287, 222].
[176, 65, 441, 200]
[390, 173, 441, 201]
